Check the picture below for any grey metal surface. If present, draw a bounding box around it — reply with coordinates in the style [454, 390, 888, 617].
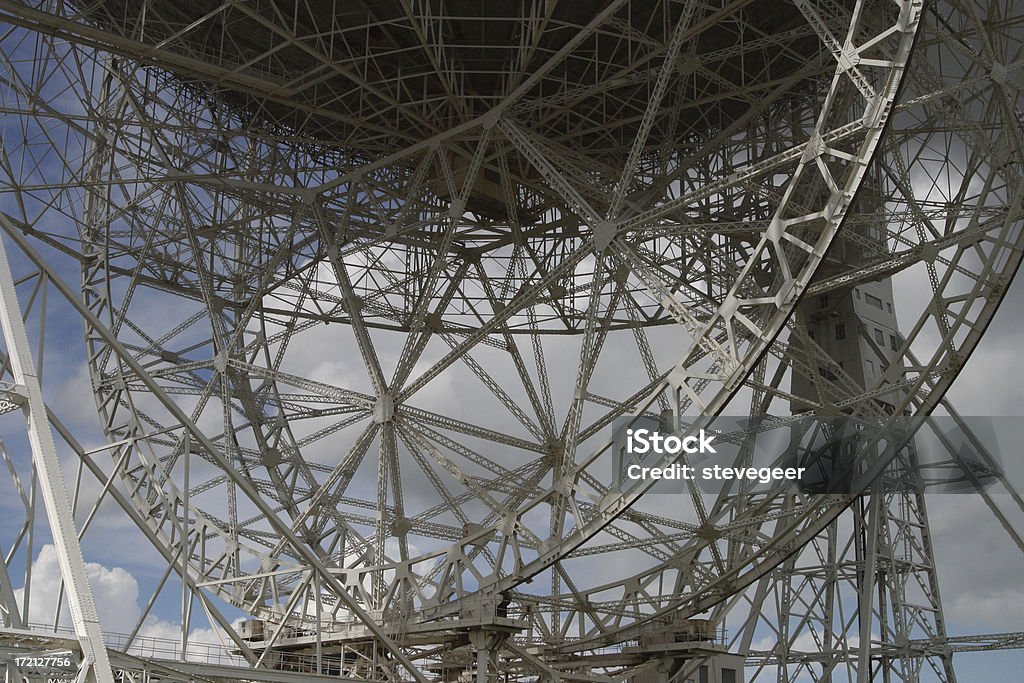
[0, 0, 1020, 680]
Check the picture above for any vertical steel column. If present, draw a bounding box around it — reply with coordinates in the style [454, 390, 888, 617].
[0, 234, 115, 683]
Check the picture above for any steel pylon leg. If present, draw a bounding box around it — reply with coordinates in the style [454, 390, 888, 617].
[0, 233, 115, 683]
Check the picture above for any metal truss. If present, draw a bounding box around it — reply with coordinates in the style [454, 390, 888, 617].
[0, 223, 114, 683]
[0, 0, 1021, 681]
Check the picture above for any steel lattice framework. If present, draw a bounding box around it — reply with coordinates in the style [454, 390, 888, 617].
[0, 0, 1022, 681]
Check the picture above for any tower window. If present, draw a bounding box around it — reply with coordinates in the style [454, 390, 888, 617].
[835, 323, 846, 341]
[874, 328, 885, 345]
[866, 293, 884, 309]
[890, 334, 898, 351]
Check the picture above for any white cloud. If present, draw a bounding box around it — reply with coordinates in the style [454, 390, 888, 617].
[15, 545, 242, 664]
[133, 618, 244, 665]
[926, 495, 1024, 632]
[15, 544, 140, 634]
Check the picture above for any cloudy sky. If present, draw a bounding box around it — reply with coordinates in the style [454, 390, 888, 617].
[1, 3, 1023, 680]
[3, 223, 1022, 681]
